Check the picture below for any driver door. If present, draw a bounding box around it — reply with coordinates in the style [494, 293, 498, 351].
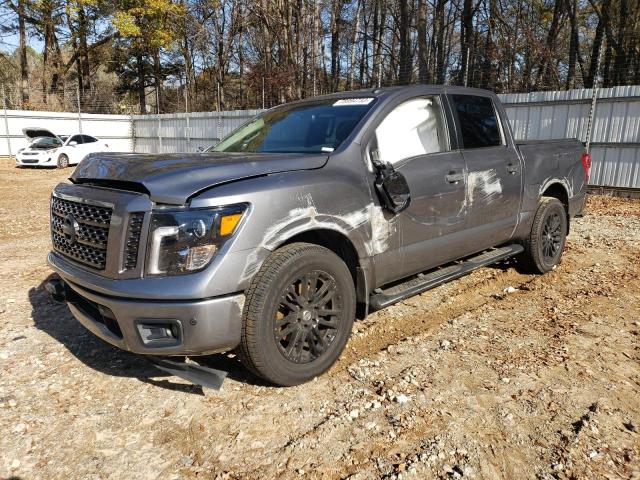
[370, 95, 469, 279]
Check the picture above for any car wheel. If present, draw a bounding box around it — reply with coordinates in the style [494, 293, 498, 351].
[238, 242, 356, 386]
[57, 154, 69, 168]
[519, 197, 567, 274]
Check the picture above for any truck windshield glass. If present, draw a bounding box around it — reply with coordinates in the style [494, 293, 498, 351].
[211, 98, 375, 154]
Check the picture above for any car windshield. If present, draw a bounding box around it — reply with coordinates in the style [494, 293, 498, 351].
[31, 136, 62, 149]
[211, 98, 376, 154]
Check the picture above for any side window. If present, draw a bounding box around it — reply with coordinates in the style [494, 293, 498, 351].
[82, 135, 98, 143]
[69, 135, 83, 145]
[373, 97, 448, 166]
[450, 94, 502, 149]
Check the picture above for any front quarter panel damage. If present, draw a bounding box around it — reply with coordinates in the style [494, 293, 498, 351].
[190, 169, 394, 297]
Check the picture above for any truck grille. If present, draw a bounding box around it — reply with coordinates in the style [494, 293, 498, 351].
[50, 196, 112, 270]
[123, 213, 144, 270]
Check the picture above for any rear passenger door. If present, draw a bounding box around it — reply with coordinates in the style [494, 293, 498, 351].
[448, 93, 522, 251]
[370, 95, 469, 279]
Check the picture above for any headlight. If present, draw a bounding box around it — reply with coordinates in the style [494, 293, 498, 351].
[146, 204, 247, 276]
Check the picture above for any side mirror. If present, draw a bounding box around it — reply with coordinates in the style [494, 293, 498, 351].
[374, 162, 411, 213]
[197, 146, 205, 152]
[68, 141, 77, 146]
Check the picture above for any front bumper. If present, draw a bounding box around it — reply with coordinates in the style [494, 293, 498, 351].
[16, 152, 56, 166]
[52, 278, 245, 356]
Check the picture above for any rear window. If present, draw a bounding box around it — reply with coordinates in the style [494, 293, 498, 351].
[451, 95, 502, 149]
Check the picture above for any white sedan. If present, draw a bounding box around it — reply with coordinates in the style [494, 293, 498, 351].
[15, 128, 110, 168]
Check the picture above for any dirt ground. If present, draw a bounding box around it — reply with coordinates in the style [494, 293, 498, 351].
[0, 159, 639, 480]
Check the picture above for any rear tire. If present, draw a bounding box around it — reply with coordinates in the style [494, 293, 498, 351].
[238, 242, 356, 386]
[57, 154, 69, 168]
[519, 197, 567, 274]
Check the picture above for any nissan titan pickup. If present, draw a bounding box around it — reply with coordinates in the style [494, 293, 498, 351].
[46, 86, 590, 386]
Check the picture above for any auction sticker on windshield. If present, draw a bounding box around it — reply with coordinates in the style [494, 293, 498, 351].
[333, 98, 374, 106]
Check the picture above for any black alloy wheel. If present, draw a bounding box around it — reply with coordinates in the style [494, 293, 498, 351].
[274, 270, 342, 364]
[238, 242, 356, 386]
[541, 210, 563, 262]
[519, 196, 567, 274]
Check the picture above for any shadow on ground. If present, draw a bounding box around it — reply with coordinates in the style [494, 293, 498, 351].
[29, 273, 265, 394]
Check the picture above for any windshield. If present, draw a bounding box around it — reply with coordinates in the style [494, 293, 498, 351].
[31, 137, 62, 149]
[211, 98, 376, 154]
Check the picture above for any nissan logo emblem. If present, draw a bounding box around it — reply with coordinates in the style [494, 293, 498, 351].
[62, 214, 80, 245]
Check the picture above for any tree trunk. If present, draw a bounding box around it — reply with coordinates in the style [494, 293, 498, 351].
[154, 50, 162, 113]
[348, 0, 361, 89]
[137, 52, 146, 113]
[537, 0, 564, 89]
[398, 0, 411, 84]
[18, 0, 29, 105]
[330, 0, 343, 91]
[417, 0, 428, 83]
[459, 0, 473, 86]
[77, 5, 91, 97]
[565, 0, 579, 89]
[434, 0, 446, 83]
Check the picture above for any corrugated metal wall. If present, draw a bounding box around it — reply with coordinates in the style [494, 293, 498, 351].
[131, 110, 264, 153]
[4, 87, 638, 188]
[499, 86, 640, 189]
[0, 109, 132, 156]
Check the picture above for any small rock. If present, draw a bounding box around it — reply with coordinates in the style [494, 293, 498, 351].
[12, 423, 27, 434]
[440, 340, 451, 350]
[349, 409, 360, 419]
[589, 451, 598, 459]
[501, 377, 510, 384]
[394, 394, 410, 404]
[0, 351, 9, 360]
[11, 459, 20, 469]
[503, 286, 518, 294]
[365, 421, 377, 430]
[8, 399, 17, 407]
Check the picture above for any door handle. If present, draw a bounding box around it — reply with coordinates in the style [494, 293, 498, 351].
[445, 171, 464, 184]
[507, 163, 520, 175]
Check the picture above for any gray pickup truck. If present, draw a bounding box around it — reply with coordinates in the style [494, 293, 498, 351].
[46, 85, 589, 386]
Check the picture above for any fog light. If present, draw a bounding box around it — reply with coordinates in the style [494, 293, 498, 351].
[135, 320, 182, 347]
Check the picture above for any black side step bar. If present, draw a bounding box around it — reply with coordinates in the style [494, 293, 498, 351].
[148, 356, 227, 390]
[369, 244, 524, 311]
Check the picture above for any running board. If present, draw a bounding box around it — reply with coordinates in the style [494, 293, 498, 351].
[369, 244, 524, 311]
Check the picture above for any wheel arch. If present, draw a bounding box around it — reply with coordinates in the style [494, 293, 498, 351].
[280, 228, 369, 319]
[541, 182, 570, 233]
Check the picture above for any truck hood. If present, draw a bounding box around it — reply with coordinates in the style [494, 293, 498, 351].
[71, 152, 328, 204]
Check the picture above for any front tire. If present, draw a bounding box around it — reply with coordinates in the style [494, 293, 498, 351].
[238, 242, 356, 386]
[57, 154, 69, 168]
[519, 197, 567, 274]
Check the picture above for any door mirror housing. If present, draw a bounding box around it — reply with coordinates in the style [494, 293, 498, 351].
[374, 162, 411, 214]
[68, 140, 78, 146]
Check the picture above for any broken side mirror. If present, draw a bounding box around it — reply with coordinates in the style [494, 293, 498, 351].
[374, 161, 411, 214]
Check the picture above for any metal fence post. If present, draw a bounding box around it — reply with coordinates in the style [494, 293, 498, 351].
[185, 87, 191, 151]
[585, 40, 605, 153]
[76, 83, 83, 133]
[2, 85, 12, 160]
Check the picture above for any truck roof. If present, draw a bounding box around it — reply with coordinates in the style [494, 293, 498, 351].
[283, 85, 498, 106]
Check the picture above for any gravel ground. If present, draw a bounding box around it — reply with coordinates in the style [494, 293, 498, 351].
[1, 160, 639, 480]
